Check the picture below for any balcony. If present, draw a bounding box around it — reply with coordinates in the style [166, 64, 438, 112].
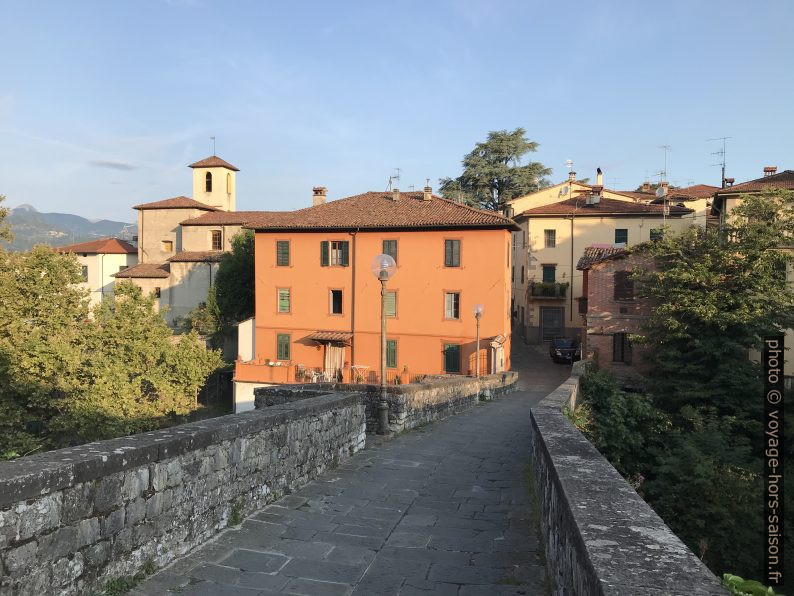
[529, 281, 569, 299]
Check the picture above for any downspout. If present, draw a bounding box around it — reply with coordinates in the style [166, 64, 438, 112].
[101, 253, 105, 301]
[569, 211, 574, 325]
[349, 228, 359, 369]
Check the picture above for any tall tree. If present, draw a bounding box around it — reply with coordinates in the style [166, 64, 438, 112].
[213, 229, 255, 329]
[439, 128, 551, 211]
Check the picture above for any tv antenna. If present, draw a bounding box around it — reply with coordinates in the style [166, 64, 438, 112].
[210, 136, 216, 155]
[607, 177, 621, 188]
[707, 136, 731, 188]
[565, 159, 573, 171]
[658, 145, 671, 181]
[393, 168, 402, 186]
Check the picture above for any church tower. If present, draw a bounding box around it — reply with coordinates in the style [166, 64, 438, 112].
[188, 156, 239, 212]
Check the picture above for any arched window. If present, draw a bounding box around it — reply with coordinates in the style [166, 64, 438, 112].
[205, 172, 212, 192]
[226, 172, 232, 195]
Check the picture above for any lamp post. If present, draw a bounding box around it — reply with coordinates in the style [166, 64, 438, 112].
[473, 304, 484, 377]
[370, 254, 397, 434]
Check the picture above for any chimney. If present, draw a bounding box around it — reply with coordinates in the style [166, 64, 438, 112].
[660, 181, 669, 196]
[587, 185, 603, 205]
[312, 186, 327, 206]
[725, 177, 735, 187]
[392, 188, 400, 202]
[641, 181, 651, 193]
[596, 167, 603, 187]
[568, 171, 576, 183]
[422, 186, 433, 201]
[764, 166, 778, 177]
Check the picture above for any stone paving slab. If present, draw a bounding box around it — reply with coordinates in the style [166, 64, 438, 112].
[135, 348, 567, 595]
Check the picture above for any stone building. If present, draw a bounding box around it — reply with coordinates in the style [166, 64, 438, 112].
[577, 245, 654, 385]
[114, 155, 255, 326]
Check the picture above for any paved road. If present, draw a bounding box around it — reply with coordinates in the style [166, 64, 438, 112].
[135, 344, 570, 596]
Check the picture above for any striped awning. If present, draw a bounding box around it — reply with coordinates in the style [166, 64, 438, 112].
[306, 331, 353, 344]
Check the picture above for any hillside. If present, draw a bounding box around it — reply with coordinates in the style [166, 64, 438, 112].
[2, 204, 136, 251]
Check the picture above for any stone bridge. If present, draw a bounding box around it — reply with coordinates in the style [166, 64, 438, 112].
[0, 346, 725, 595]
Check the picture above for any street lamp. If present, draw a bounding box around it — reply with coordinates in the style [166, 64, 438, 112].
[473, 304, 484, 377]
[370, 253, 397, 434]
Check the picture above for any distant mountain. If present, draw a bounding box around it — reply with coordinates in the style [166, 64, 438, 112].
[3, 204, 137, 251]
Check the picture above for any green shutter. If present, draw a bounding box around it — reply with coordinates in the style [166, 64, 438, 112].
[340, 241, 349, 266]
[276, 241, 289, 266]
[384, 291, 397, 317]
[278, 289, 290, 312]
[444, 344, 460, 373]
[320, 241, 329, 266]
[383, 240, 397, 262]
[277, 334, 291, 360]
[453, 240, 460, 266]
[386, 340, 397, 368]
[444, 240, 452, 266]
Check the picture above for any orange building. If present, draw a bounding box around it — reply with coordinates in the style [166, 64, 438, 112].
[233, 187, 517, 411]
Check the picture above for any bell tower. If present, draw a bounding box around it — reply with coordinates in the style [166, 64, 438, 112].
[188, 155, 239, 212]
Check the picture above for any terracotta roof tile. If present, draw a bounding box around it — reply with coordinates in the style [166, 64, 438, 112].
[576, 245, 628, 270]
[516, 196, 694, 217]
[188, 156, 239, 171]
[715, 170, 794, 195]
[167, 251, 225, 263]
[665, 184, 720, 200]
[112, 263, 170, 279]
[133, 196, 218, 211]
[56, 237, 137, 254]
[245, 191, 518, 231]
[180, 211, 268, 226]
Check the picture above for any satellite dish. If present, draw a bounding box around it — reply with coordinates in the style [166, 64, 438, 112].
[560, 186, 569, 196]
[655, 186, 666, 198]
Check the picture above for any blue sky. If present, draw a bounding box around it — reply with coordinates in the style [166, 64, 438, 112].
[1, 0, 792, 222]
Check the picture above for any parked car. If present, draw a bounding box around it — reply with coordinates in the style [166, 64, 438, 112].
[549, 337, 581, 364]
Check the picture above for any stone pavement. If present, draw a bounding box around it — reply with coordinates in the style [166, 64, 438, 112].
[135, 344, 569, 596]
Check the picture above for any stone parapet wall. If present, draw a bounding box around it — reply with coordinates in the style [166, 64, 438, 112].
[529, 361, 726, 595]
[255, 372, 518, 434]
[0, 393, 366, 596]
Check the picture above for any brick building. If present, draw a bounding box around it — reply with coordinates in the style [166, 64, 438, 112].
[577, 245, 654, 384]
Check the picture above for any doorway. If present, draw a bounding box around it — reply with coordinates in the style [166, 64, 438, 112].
[540, 306, 564, 341]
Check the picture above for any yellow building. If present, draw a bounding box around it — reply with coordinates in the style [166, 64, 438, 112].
[56, 238, 138, 307]
[511, 190, 693, 342]
[505, 169, 654, 216]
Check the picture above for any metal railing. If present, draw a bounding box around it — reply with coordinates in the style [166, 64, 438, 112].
[529, 281, 569, 298]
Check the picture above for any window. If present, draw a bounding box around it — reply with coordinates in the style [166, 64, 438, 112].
[226, 172, 232, 194]
[211, 230, 222, 251]
[443, 343, 461, 373]
[544, 230, 556, 248]
[118, 265, 127, 272]
[511, 266, 515, 283]
[384, 291, 397, 317]
[162, 240, 173, 252]
[444, 239, 460, 267]
[382, 239, 398, 263]
[276, 240, 290, 266]
[613, 270, 634, 300]
[330, 289, 343, 314]
[444, 292, 460, 320]
[613, 333, 631, 363]
[320, 240, 349, 266]
[386, 340, 397, 368]
[205, 172, 212, 192]
[650, 229, 664, 242]
[512, 233, 517, 249]
[154, 287, 161, 298]
[521, 266, 525, 284]
[615, 229, 628, 244]
[277, 334, 291, 360]
[81, 266, 88, 281]
[277, 288, 291, 313]
[522, 231, 527, 247]
[542, 265, 556, 283]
